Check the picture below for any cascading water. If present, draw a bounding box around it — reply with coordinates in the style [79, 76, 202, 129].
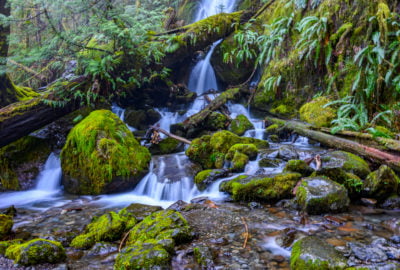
[111, 103, 136, 131]
[193, 0, 238, 22]
[0, 153, 62, 209]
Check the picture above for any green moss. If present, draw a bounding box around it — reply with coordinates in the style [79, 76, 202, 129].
[311, 167, 349, 184]
[229, 114, 254, 136]
[149, 137, 182, 155]
[0, 239, 21, 255]
[222, 172, 301, 202]
[226, 144, 258, 160]
[176, 0, 198, 23]
[219, 175, 249, 193]
[71, 211, 129, 249]
[5, 239, 66, 266]
[330, 151, 371, 178]
[205, 112, 229, 131]
[299, 97, 336, 128]
[193, 246, 213, 267]
[343, 173, 363, 197]
[362, 165, 400, 201]
[271, 104, 296, 118]
[61, 110, 151, 195]
[194, 169, 215, 190]
[330, 23, 353, 43]
[230, 152, 249, 172]
[266, 124, 279, 133]
[0, 214, 13, 240]
[283, 160, 314, 177]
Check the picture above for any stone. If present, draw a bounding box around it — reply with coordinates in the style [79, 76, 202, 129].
[321, 151, 370, 179]
[362, 165, 400, 201]
[290, 236, 347, 269]
[296, 177, 350, 214]
[283, 160, 314, 177]
[194, 246, 214, 267]
[194, 169, 229, 191]
[277, 145, 299, 161]
[229, 114, 254, 136]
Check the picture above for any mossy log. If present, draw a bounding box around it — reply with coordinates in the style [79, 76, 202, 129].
[183, 87, 243, 130]
[269, 117, 400, 172]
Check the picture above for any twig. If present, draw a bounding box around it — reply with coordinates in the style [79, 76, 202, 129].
[118, 228, 134, 252]
[241, 217, 249, 248]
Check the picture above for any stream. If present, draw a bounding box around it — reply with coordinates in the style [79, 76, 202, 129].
[1, 0, 400, 269]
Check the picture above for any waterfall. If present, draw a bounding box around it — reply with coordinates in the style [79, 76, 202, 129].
[193, 0, 238, 22]
[227, 103, 266, 140]
[0, 153, 62, 209]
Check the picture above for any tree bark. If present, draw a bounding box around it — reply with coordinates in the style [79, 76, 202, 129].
[269, 117, 400, 172]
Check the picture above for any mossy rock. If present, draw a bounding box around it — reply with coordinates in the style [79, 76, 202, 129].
[259, 157, 281, 168]
[194, 169, 229, 191]
[114, 239, 172, 270]
[0, 239, 22, 255]
[118, 203, 163, 223]
[362, 165, 400, 202]
[229, 114, 254, 136]
[186, 130, 268, 169]
[5, 239, 66, 266]
[343, 173, 363, 199]
[0, 136, 51, 191]
[277, 145, 299, 161]
[299, 97, 336, 128]
[126, 210, 193, 246]
[311, 167, 349, 184]
[61, 110, 151, 195]
[226, 144, 258, 172]
[290, 236, 347, 270]
[116, 210, 193, 269]
[71, 211, 130, 249]
[204, 112, 229, 131]
[149, 137, 184, 155]
[230, 152, 249, 172]
[283, 160, 314, 177]
[124, 108, 161, 130]
[270, 104, 296, 118]
[322, 151, 370, 179]
[0, 214, 13, 240]
[220, 172, 301, 202]
[296, 177, 350, 214]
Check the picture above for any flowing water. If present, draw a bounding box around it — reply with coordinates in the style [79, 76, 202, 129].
[193, 0, 238, 22]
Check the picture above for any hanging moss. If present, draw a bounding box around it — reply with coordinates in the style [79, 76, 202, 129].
[61, 110, 151, 195]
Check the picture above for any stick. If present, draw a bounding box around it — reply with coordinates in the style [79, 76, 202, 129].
[118, 228, 134, 252]
[150, 126, 192, 145]
[241, 217, 249, 248]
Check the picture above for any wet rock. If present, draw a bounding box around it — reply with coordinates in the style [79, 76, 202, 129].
[124, 108, 161, 130]
[5, 238, 66, 266]
[248, 202, 262, 210]
[70, 211, 130, 249]
[362, 165, 400, 201]
[348, 242, 388, 262]
[149, 137, 184, 155]
[321, 151, 371, 178]
[283, 160, 314, 177]
[312, 167, 349, 184]
[360, 198, 378, 207]
[277, 145, 299, 161]
[205, 112, 229, 131]
[220, 172, 301, 202]
[61, 110, 151, 195]
[229, 114, 254, 136]
[381, 196, 400, 209]
[168, 200, 189, 211]
[258, 158, 281, 168]
[382, 218, 400, 234]
[86, 242, 118, 257]
[194, 169, 229, 191]
[119, 203, 163, 222]
[290, 236, 347, 269]
[296, 177, 350, 214]
[0, 215, 13, 240]
[194, 246, 214, 267]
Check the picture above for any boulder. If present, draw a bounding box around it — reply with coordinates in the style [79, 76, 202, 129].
[277, 145, 299, 161]
[362, 165, 400, 201]
[220, 172, 301, 202]
[229, 114, 254, 136]
[194, 169, 229, 191]
[296, 177, 350, 214]
[204, 112, 229, 131]
[186, 130, 268, 169]
[5, 239, 66, 266]
[149, 137, 184, 155]
[226, 143, 258, 172]
[0, 214, 13, 240]
[321, 151, 370, 179]
[290, 236, 347, 269]
[61, 110, 151, 195]
[283, 160, 314, 177]
[124, 108, 161, 130]
[299, 97, 336, 128]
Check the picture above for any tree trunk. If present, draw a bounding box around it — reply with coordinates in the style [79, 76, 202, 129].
[269, 117, 400, 172]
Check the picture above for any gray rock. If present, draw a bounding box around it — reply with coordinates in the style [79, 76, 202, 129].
[277, 145, 299, 161]
[348, 242, 388, 262]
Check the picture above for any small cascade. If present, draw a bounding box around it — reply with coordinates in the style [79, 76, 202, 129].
[193, 0, 238, 22]
[0, 153, 62, 209]
[188, 40, 221, 95]
[154, 109, 181, 133]
[227, 103, 265, 140]
[111, 103, 136, 131]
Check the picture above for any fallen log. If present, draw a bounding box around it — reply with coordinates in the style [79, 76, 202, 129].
[183, 87, 242, 130]
[149, 125, 192, 145]
[268, 118, 400, 172]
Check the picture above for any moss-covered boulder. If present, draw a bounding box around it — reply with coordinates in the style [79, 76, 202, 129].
[61, 110, 151, 195]
[149, 137, 184, 155]
[5, 239, 66, 266]
[321, 151, 371, 179]
[0, 239, 21, 255]
[204, 112, 229, 131]
[299, 97, 336, 128]
[362, 165, 400, 201]
[220, 172, 301, 202]
[118, 203, 163, 223]
[311, 167, 349, 184]
[0, 136, 51, 191]
[296, 177, 350, 214]
[283, 160, 314, 177]
[225, 144, 258, 172]
[71, 211, 131, 249]
[229, 114, 254, 136]
[290, 236, 347, 270]
[115, 210, 193, 269]
[0, 214, 13, 240]
[194, 169, 229, 191]
[186, 130, 268, 169]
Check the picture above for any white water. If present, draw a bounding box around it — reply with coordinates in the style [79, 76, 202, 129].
[227, 103, 265, 140]
[193, 0, 238, 22]
[111, 103, 136, 131]
[0, 153, 62, 209]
